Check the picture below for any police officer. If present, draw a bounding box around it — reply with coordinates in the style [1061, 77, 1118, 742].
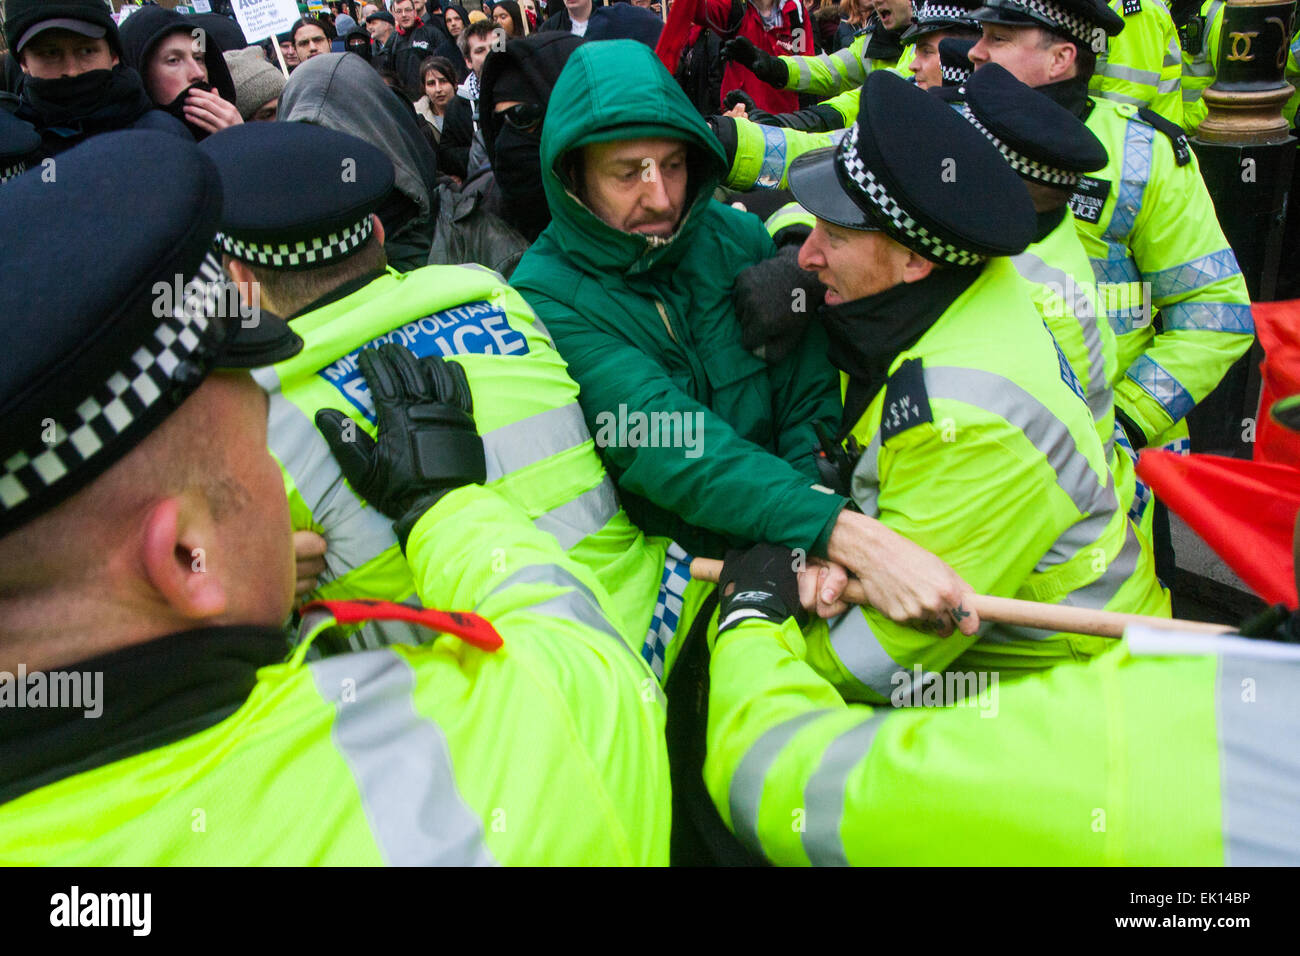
[703, 541, 1300, 865]
[199, 121, 707, 679]
[785, 72, 1169, 703]
[1093, 0, 1184, 124]
[968, 0, 1253, 549]
[0, 130, 670, 865]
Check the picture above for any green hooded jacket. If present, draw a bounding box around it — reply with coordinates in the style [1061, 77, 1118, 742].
[510, 40, 847, 559]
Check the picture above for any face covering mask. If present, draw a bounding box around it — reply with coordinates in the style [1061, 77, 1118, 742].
[23, 69, 121, 121]
[492, 122, 544, 204]
[161, 80, 216, 140]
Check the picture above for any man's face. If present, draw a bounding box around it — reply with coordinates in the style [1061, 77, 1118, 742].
[872, 0, 913, 31]
[797, 219, 911, 306]
[467, 32, 495, 76]
[279, 38, 300, 66]
[445, 8, 465, 34]
[580, 137, 690, 238]
[425, 70, 454, 107]
[146, 31, 207, 104]
[969, 24, 1064, 87]
[394, 0, 417, 29]
[251, 96, 279, 121]
[294, 24, 331, 60]
[203, 372, 296, 626]
[565, 0, 594, 21]
[909, 30, 961, 89]
[19, 29, 117, 79]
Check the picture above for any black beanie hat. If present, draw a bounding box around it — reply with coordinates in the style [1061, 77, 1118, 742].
[5, 0, 122, 57]
[479, 32, 584, 159]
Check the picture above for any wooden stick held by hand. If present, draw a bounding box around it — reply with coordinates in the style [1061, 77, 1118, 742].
[688, 557, 1235, 639]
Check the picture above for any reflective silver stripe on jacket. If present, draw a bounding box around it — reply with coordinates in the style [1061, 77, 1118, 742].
[310, 648, 499, 866]
[801, 710, 892, 865]
[1217, 654, 1300, 865]
[728, 710, 832, 859]
[828, 609, 912, 698]
[482, 402, 592, 482]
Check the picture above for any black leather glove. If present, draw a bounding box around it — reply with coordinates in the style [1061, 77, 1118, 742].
[720, 37, 789, 88]
[717, 543, 807, 637]
[721, 89, 777, 125]
[733, 245, 825, 365]
[315, 343, 486, 549]
[707, 114, 739, 169]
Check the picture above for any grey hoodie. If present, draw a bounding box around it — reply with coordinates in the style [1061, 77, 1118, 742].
[278, 52, 437, 219]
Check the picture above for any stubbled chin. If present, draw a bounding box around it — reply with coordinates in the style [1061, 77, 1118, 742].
[824, 288, 843, 307]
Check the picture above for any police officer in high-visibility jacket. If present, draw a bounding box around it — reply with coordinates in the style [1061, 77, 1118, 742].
[1092, 0, 1183, 124]
[785, 72, 1168, 703]
[199, 122, 707, 680]
[0, 130, 670, 865]
[969, 0, 1253, 543]
[703, 544, 1300, 865]
[955, 64, 1138, 522]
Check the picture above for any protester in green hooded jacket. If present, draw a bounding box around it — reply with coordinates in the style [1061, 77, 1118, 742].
[511, 40, 983, 635]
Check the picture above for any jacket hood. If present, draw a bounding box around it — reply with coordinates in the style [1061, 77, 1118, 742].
[480, 31, 584, 160]
[539, 39, 726, 275]
[278, 53, 438, 217]
[119, 6, 237, 106]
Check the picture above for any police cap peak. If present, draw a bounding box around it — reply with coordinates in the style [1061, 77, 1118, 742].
[0, 130, 301, 537]
[960, 62, 1107, 186]
[789, 70, 1035, 266]
[971, 0, 1124, 46]
[199, 122, 395, 271]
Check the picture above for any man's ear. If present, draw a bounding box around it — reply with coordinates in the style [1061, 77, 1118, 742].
[140, 495, 229, 622]
[901, 249, 935, 284]
[224, 256, 259, 310]
[1049, 40, 1077, 83]
[371, 213, 386, 246]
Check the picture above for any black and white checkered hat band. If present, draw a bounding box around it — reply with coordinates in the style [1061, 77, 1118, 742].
[959, 104, 1080, 186]
[1020, 0, 1104, 46]
[913, 2, 979, 26]
[942, 64, 972, 84]
[215, 215, 373, 270]
[1, 161, 27, 184]
[837, 125, 985, 266]
[0, 252, 226, 518]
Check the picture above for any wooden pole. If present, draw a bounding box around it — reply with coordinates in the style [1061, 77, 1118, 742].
[688, 557, 1236, 639]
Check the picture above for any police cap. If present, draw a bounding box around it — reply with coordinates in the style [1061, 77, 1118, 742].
[0, 130, 302, 537]
[958, 63, 1107, 187]
[788, 70, 1035, 265]
[198, 122, 395, 271]
[901, 0, 982, 42]
[970, 0, 1124, 47]
[940, 36, 977, 89]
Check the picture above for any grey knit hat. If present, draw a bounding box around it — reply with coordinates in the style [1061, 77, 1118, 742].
[224, 47, 286, 121]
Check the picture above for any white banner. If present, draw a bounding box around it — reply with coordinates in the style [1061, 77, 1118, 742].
[231, 0, 301, 43]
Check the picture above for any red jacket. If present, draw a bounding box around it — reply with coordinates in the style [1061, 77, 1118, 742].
[695, 0, 812, 113]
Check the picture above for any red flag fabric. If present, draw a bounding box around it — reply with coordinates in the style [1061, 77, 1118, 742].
[1137, 449, 1300, 607]
[1252, 298, 1300, 467]
[655, 0, 703, 74]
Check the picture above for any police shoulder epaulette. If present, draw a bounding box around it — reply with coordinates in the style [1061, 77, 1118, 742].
[1137, 106, 1192, 166]
[880, 357, 933, 441]
[1122, 0, 1141, 16]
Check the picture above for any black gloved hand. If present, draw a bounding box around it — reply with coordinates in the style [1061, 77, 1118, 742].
[720, 37, 789, 88]
[733, 245, 825, 365]
[707, 114, 739, 169]
[717, 543, 807, 637]
[315, 343, 486, 549]
[721, 89, 778, 125]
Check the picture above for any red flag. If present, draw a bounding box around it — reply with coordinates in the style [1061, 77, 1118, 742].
[1137, 449, 1300, 607]
[1252, 298, 1300, 467]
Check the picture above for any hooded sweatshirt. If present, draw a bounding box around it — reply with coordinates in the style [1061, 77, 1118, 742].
[279, 53, 525, 275]
[119, 5, 238, 141]
[510, 40, 846, 558]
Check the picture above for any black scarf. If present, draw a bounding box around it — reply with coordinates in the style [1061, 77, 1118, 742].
[1033, 75, 1092, 119]
[1034, 205, 1067, 243]
[20, 65, 156, 137]
[159, 80, 216, 141]
[820, 265, 981, 435]
[862, 15, 908, 62]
